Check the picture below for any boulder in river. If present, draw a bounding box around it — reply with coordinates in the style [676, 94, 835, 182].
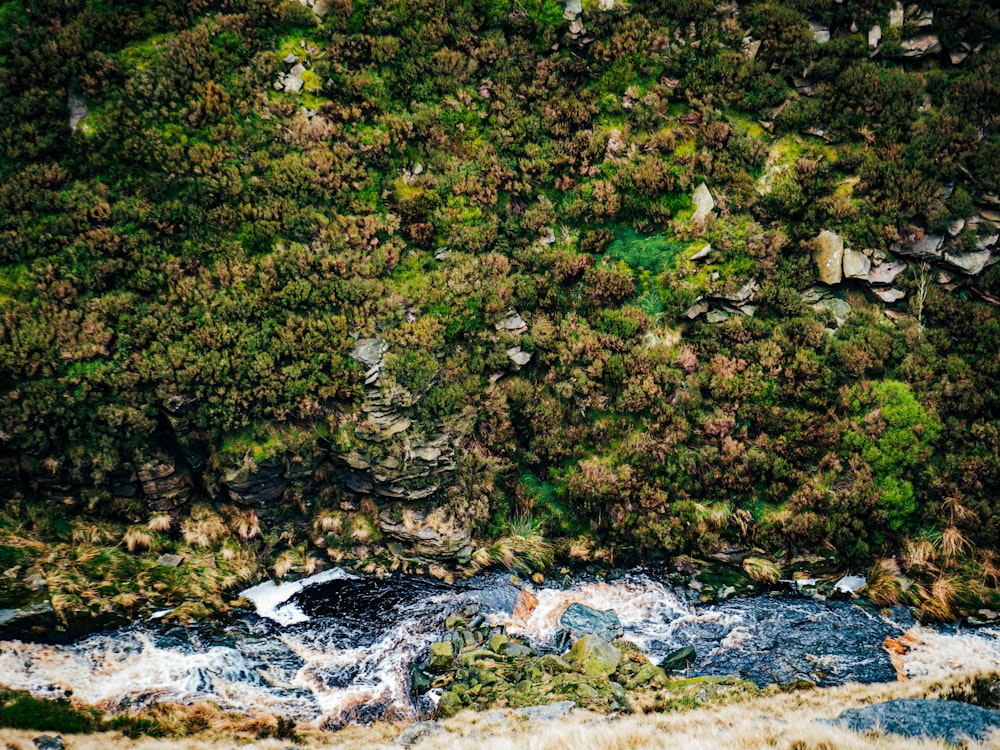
[659, 645, 697, 672]
[827, 699, 1000, 744]
[559, 602, 623, 641]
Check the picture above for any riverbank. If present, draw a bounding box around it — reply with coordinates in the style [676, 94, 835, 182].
[1, 671, 998, 749]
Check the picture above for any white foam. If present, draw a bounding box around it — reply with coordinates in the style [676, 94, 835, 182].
[898, 625, 1000, 678]
[241, 567, 357, 625]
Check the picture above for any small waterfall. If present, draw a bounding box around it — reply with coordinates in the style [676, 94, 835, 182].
[0, 570, 997, 727]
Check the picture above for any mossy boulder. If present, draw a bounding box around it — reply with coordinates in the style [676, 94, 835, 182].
[427, 641, 454, 673]
[566, 634, 622, 677]
[659, 645, 697, 672]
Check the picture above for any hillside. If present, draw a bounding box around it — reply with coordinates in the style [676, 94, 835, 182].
[1, 0, 1000, 630]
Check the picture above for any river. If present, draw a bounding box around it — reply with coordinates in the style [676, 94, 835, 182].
[0, 569, 998, 728]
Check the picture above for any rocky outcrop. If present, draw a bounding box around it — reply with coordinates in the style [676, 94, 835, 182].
[137, 452, 193, 511]
[378, 504, 472, 557]
[222, 461, 287, 506]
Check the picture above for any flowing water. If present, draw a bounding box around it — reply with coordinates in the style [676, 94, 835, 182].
[0, 570, 997, 728]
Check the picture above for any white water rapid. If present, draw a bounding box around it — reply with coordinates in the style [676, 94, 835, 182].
[0, 571, 997, 728]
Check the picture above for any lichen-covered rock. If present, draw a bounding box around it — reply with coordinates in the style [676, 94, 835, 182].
[843, 248, 871, 279]
[427, 641, 454, 673]
[567, 634, 622, 677]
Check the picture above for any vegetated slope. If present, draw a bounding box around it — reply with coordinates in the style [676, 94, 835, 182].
[1, 0, 999, 623]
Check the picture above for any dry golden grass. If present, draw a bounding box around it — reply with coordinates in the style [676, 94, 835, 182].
[122, 525, 155, 553]
[2, 673, 999, 750]
[742, 556, 782, 585]
[147, 513, 173, 533]
[863, 558, 903, 606]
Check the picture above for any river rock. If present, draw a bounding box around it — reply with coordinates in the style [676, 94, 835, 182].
[691, 182, 715, 223]
[566, 634, 621, 677]
[659, 645, 697, 672]
[814, 230, 844, 284]
[32, 737, 64, 750]
[827, 699, 1000, 744]
[427, 641, 454, 673]
[843, 248, 871, 279]
[559, 602, 624, 641]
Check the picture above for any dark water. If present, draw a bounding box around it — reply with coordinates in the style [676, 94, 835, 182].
[0, 570, 995, 728]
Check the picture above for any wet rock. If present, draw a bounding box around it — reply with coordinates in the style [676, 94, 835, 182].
[944, 249, 991, 275]
[691, 182, 715, 223]
[843, 248, 871, 279]
[0, 601, 56, 633]
[427, 641, 454, 673]
[409, 664, 432, 694]
[814, 230, 844, 285]
[559, 603, 624, 641]
[397, 721, 445, 746]
[660, 645, 697, 672]
[32, 736, 64, 750]
[566, 634, 621, 677]
[827, 699, 1000, 744]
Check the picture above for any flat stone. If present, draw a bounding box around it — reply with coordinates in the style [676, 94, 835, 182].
[978, 234, 999, 250]
[899, 234, 944, 259]
[68, 92, 88, 132]
[351, 338, 387, 367]
[900, 33, 941, 58]
[843, 248, 871, 279]
[948, 218, 966, 236]
[867, 260, 907, 285]
[507, 346, 532, 367]
[513, 701, 576, 721]
[563, 0, 582, 19]
[827, 699, 1000, 744]
[283, 53, 299, 64]
[495, 312, 527, 332]
[873, 288, 906, 303]
[814, 230, 844, 285]
[950, 49, 970, 65]
[157, 553, 185, 568]
[282, 75, 303, 93]
[944, 249, 991, 275]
